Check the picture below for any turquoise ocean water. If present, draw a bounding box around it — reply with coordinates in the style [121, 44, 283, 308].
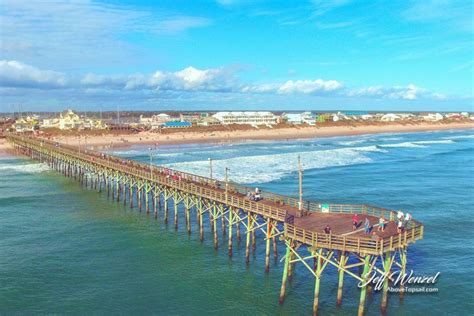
[1, 129, 473, 315]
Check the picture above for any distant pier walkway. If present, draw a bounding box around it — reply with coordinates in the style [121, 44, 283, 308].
[7, 134, 424, 316]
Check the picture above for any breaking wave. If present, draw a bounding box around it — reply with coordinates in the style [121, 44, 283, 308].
[166, 145, 382, 184]
[379, 139, 455, 148]
[0, 162, 50, 174]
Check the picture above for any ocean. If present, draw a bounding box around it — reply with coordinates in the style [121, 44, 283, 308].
[1, 129, 473, 315]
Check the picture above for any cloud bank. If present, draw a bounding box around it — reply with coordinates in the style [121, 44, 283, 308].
[0, 60, 453, 103]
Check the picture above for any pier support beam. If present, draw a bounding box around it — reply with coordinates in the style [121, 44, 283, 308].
[265, 221, 272, 273]
[228, 207, 233, 257]
[213, 213, 218, 250]
[279, 242, 291, 304]
[174, 198, 179, 230]
[164, 199, 169, 224]
[358, 255, 371, 316]
[313, 249, 323, 316]
[245, 214, 252, 264]
[381, 252, 392, 312]
[337, 252, 347, 306]
[186, 207, 191, 234]
[400, 248, 407, 301]
[145, 184, 150, 214]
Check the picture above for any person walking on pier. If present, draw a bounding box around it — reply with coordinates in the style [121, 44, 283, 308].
[364, 217, 371, 234]
[378, 217, 386, 232]
[352, 213, 359, 230]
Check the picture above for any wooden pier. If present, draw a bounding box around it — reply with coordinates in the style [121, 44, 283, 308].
[7, 134, 424, 315]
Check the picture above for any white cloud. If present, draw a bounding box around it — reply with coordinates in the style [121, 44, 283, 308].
[387, 84, 425, 100]
[277, 79, 343, 94]
[0, 60, 67, 88]
[347, 83, 446, 101]
[0, 60, 457, 103]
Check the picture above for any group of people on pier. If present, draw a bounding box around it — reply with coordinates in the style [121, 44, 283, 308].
[246, 187, 262, 201]
[397, 211, 412, 233]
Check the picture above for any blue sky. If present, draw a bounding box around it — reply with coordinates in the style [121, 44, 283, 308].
[0, 0, 472, 112]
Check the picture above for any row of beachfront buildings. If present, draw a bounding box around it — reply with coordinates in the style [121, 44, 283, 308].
[11, 109, 107, 133]
[136, 111, 473, 129]
[9, 110, 473, 132]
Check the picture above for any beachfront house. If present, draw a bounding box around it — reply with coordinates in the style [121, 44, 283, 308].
[381, 113, 401, 122]
[421, 113, 443, 122]
[315, 114, 331, 123]
[139, 113, 173, 129]
[83, 118, 107, 130]
[13, 116, 38, 133]
[41, 118, 60, 129]
[197, 117, 222, 127]
[283, 112, 316, 125]
[180, 113, 205, 123]
[341, 111, 370, 120]
[59, 110, 84, 130]
[444, 113, 465, 120]
[212, 111, 277, 126]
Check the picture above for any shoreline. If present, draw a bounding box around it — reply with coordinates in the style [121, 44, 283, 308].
[46, 121, 474, 149]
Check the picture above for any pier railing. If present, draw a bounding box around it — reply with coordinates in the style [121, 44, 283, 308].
[286, 221, 423, 255]
[10, 135, 288, 222]
[8, 134, 423, 253]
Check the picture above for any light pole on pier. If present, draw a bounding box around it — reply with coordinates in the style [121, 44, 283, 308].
[225, 167, 230, 201]
[209, 158, 213, 180]
[298, 155, 303, 211]
[148, 146, 154, 179]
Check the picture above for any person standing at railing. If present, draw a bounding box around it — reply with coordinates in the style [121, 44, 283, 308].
[352, 213, 359, 230]
[323, 225, 332, 234]
[404, 212, 412, 228]
[378, 217, 386, 232]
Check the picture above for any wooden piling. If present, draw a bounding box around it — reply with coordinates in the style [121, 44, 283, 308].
[400, 249, 407, 301]
[337, 251, 346, 306]
[245, 214, 253, 264]
[228, 208, 233, 257]
[265, 221, 271, 273]
[186, 207, 191, 234]
[279, 244, 291, 304]
[381, 252, 391, 312]
[358, 255, 371, 316]
[313, 249, 323, 316]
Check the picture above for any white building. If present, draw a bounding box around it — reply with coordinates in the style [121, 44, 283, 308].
[139, 113, 173, 129]
[212, 111, 277, 125]
[381, 113, 401, 122]
[421, 113, 443, 122]
[59, 110, 83, 130]
[41, 118, 60, 128]
[197, 117, 222, 127]
[360, 114, 374, 120]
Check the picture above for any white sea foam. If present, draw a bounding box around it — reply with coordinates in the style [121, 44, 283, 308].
[0, 162, 50, 173]
[166, 145, 381, 184]
[337, 139, 367, 146]
[414, 140, 454, 145]
[379, 142, 426, 148]
[443, 135, 474, 140]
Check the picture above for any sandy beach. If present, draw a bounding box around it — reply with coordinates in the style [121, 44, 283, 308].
[0, 138, 12, 157]
[42, 121, 474, 149]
